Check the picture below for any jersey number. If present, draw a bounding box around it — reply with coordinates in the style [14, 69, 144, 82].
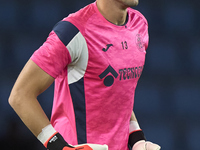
[121, 41, 128, 50]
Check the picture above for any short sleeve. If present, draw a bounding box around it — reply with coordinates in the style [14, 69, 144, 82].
[30, 21, 81, 78]
[30, 31, 71, 78]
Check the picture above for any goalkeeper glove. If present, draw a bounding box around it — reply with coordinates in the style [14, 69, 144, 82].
[128, 121, 161, 150]
[37, 124, 108, 150]
[45, 132, 108, 150]
[132, 140, 161, 150]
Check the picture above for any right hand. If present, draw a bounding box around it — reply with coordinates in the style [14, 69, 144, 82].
[63, 144, 108, 150]
[46, 132, 108, 150]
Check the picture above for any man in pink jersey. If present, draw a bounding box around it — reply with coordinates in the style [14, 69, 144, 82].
[9, 0, 161, 150]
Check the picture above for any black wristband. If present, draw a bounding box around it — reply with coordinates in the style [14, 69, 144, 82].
[128, 130, 146, 148]
[47, 133, 73, 150]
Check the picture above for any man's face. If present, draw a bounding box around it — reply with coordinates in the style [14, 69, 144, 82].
[115, 0, 139, 7]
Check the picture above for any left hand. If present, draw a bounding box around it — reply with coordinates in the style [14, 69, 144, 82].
[132, 140, 161, 150]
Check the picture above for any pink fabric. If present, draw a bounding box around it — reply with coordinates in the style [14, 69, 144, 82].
[31, 31, 72, 78]
[31, 2, 148, 150]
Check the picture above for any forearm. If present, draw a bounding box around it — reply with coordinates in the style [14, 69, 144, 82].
[130, 111, 137, 122]
[9, 94, 108, 150]
[130, 111, 141, 131]
[9, 59, 54, 137]
[9, 94, 50, 137]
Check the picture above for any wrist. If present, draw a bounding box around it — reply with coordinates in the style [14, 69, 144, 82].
[129, 121, 140, 133]
[37, 124, 57, 145]
[37, 124, 73, 150]
[45, 132, 73, 150]
[128, 121, 146, 148]
[129, 130, 146, 147]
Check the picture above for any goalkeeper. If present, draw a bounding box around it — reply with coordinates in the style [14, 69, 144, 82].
[9, 0, 161, 150]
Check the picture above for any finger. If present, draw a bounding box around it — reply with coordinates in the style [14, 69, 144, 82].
[86, 144, 108, 150]
[146, 142, 161, 150]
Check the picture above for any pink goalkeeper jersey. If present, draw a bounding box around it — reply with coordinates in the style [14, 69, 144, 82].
[31, 2, 148, 150]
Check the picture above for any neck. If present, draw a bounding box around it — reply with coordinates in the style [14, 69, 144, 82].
[96, 0, 128, 25]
